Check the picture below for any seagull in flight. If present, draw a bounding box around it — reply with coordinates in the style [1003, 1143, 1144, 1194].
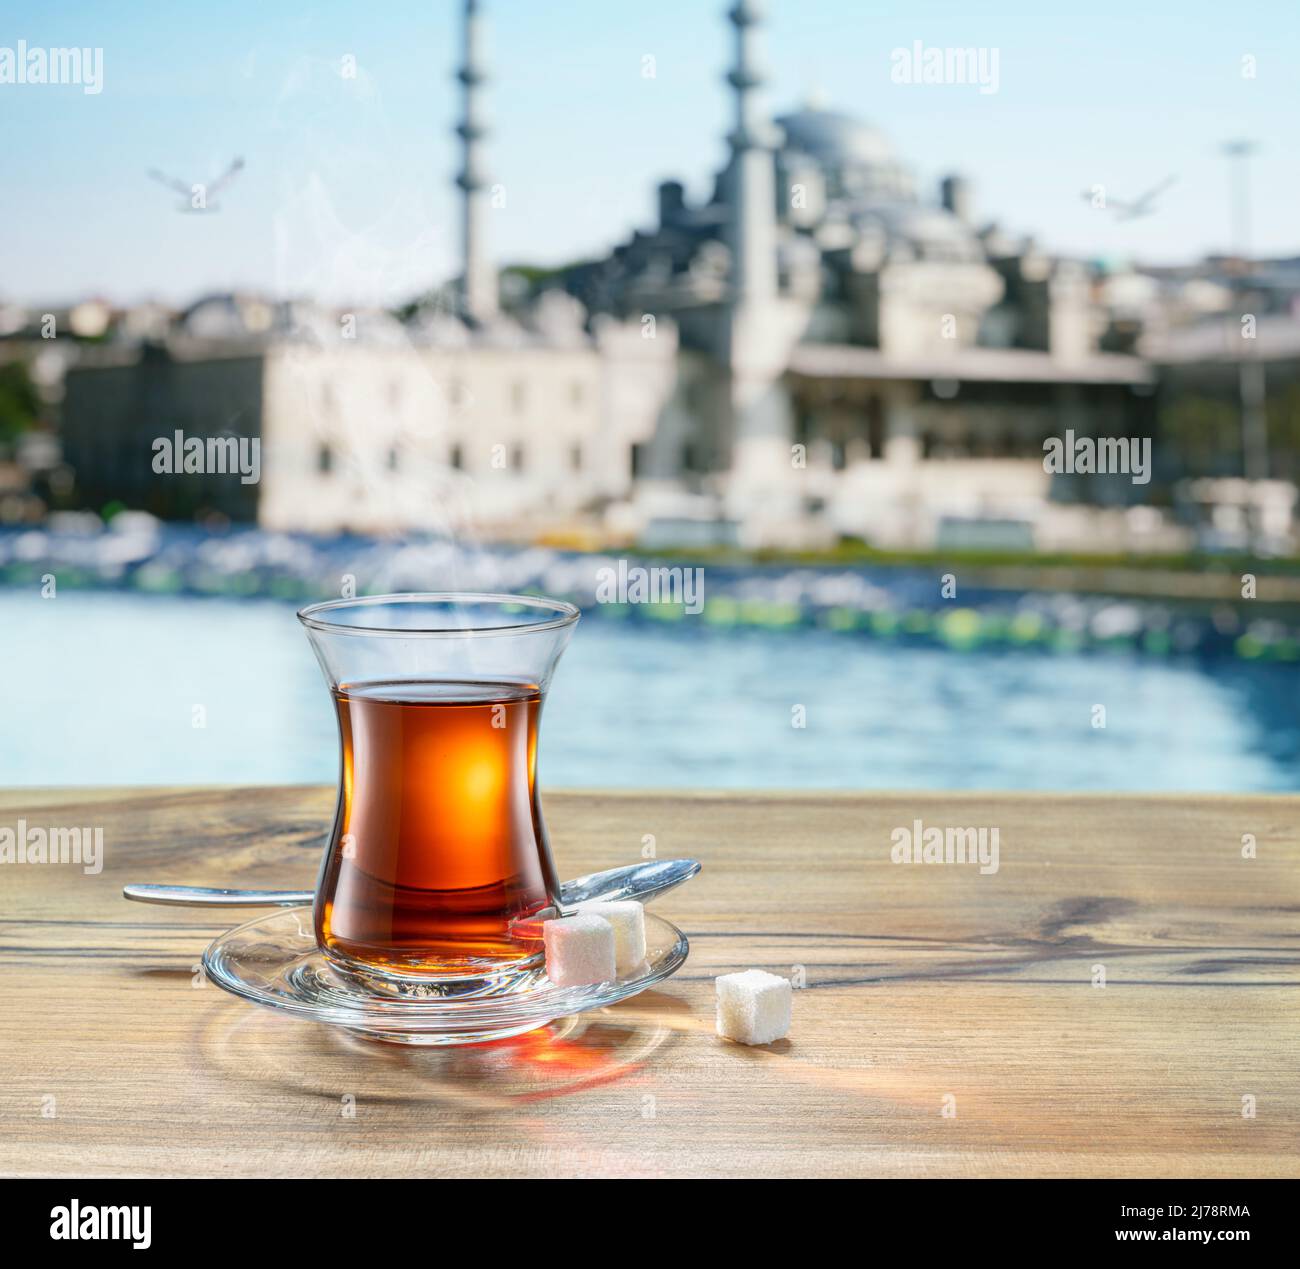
[1082, 175, 1177, 222]
[148, 157, 245, 212]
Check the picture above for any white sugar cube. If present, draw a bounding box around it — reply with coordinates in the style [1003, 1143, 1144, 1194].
[715, 970, 792, 1045]
[575, 900, 646, 973]
[543, 913, 616, 987]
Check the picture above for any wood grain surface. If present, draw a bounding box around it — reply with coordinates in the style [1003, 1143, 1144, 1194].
[0, 785, 1296, 1178]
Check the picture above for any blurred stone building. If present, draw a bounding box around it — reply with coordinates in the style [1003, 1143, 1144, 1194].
[51, 0, 1298, 551]
[61, 293, 676, 536]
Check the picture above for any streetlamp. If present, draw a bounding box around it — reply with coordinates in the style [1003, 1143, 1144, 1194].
[1220, 139, 1268, 485]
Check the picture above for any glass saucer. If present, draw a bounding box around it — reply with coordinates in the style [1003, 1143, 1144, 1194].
[203, 907, 690, 1046]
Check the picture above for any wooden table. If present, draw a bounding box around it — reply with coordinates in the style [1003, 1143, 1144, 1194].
[2, 786, 1296, 1178]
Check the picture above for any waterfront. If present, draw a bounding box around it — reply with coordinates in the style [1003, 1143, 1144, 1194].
[4, 586, 1296, 791]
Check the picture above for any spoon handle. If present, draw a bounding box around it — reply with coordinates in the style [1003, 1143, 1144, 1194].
[122, 884, 315, 907]
[123, 858, 700, 910]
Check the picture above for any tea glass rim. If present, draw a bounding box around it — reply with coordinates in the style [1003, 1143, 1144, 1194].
[297, 591, 581, 639]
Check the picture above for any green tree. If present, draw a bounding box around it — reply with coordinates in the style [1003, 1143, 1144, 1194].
[0, 358, 41, 444]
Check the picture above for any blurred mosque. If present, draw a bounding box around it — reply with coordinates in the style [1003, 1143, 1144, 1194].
[556, 1, 1155, 549]
[46, 0, 1297, 550]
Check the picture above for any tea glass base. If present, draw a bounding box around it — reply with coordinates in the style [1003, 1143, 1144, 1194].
[202, 906, 689, 1046]
[341, 1019, 559, 1047]
[324, 948, 548, 1003]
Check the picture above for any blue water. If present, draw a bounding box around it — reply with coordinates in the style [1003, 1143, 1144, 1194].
[2, 588, 1296, 791]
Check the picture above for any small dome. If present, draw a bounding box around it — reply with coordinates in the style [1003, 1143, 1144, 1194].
[856, 204, 983, 263]
[179, 293, 287, 340]
[522, 289, 589, 347]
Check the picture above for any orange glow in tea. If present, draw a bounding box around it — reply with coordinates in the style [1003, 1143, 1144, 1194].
[314, 680, 560, 975]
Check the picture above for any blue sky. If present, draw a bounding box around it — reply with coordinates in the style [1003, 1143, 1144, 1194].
[1, 0, 1296, 306]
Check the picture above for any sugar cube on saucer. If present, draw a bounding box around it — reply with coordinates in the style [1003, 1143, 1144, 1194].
[715, 969, 792, 1045]
[575, 899, 646, 973]
[543, 913, 616, 987]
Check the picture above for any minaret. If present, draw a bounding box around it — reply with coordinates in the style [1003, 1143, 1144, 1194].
[455, 0, 497, 323]
[717, 2, 803, 538]
[725, 0, 778, 304]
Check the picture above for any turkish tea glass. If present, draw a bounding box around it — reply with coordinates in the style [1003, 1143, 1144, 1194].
[298, 593, 579, 994]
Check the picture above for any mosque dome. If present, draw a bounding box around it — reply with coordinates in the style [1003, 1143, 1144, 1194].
[775, 107, 896, 168]
[774, 104, 915, 204]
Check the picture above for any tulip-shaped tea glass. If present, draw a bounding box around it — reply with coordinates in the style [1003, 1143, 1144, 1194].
[298, 593, 579, 995]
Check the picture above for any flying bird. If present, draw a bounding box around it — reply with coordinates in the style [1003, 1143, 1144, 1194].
[147, 157, 245, 212]
[1081, 175, 1178, 222]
